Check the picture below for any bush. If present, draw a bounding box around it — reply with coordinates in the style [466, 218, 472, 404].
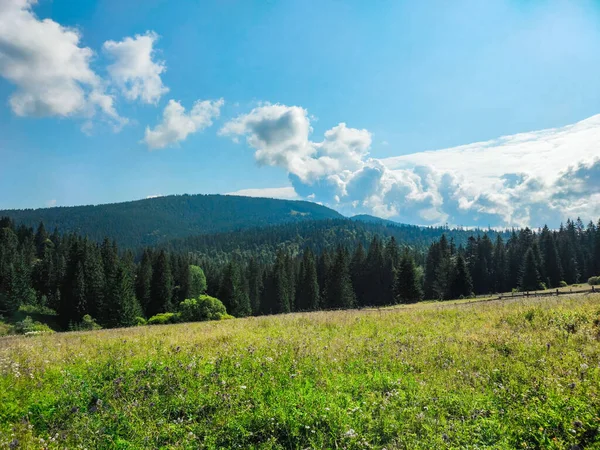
[135, 316, 147, 326]
[147, 312, 180, 325]
[14, 316, 54, 335]
[559, 281, 568, 288]
[71, 315, 102, 331]
[588, 276, 600, 286]
[179, 295, 229, 322]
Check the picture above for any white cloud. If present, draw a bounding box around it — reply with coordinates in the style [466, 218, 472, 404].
[144, 98, 224, 149]
[103, 31, 168, 104]
[45, 199, 57, 207]
[146, 194, 163, 199]
[226, 187, 300, 200]
[221, 103, 600, 227]
[0, 0, 124, 126]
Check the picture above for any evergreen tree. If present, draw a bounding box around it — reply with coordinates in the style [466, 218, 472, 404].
[350, 243, 367, 306]
[450, 253, 473, 299]
[148, 250, 173, 316]
[104, 262, 141, 327]
[540, 226, 562, 288]
[218, 261, 251, 317]
[364, 236, 385, 305]
[520, 248, 541, 291]
[135, 250, 153, 316]
[246, 258, 263, 315]
[394, 252, 422, 303]
[296, 248, 320, 311]
[492, 235, 508, 293]
[325, 246, 355, 309]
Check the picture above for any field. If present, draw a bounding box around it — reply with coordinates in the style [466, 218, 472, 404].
[1, 295, 600, 449]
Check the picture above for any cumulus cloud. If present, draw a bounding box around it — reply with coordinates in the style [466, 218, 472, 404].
[144, 98, 224, 149]
[0, 0, 124, 126]
[226, 186, 300, 200]
[221, 103, 600, 227]
[103, 31, 168, 104]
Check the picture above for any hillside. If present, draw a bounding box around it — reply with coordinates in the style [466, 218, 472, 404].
[2, 294, 599, 448]
[162, 218, 509, 265]
[0, 194, 343, 248]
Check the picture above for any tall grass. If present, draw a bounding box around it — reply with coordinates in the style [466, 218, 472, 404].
[1, 295, 599, 449]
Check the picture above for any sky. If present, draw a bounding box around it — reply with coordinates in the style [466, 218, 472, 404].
[0, 0, 599, 228]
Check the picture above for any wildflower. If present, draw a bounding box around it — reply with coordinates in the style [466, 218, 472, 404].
[240, 385, 247, 389]
[344, 429, 357, 438]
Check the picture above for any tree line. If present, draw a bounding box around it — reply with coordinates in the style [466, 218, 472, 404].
[1, 216, 599, 331]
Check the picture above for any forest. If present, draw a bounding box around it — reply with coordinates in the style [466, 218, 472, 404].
[1, 215, 599, 332]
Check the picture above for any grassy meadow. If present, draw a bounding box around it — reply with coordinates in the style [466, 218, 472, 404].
[1, 294, 600, 449]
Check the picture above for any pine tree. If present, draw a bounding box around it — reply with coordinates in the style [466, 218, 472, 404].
[296, 248, 320, 311]
[394, 252, 422, 303]
[34, 222, 48, 258]
[364, 236, 385, 305]
[520, 248, 541, 291]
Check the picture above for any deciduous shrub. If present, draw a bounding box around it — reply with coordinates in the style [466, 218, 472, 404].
[588, 276, 600, 286]
[559, 280, 568, 287]
[147, 312, 180, 325]
[14, 316, 54, 335]
[179, 295, 228, 322]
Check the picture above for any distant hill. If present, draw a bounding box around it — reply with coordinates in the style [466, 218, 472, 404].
[0, 194, 343, 248]
[163, 218, 510, 265]
[351, 214, 404, 226]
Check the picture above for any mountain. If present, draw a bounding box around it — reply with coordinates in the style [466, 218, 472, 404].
[351, 214, 404, 226]
[0, 194, 343, 248]
[162, 218, 510, 266]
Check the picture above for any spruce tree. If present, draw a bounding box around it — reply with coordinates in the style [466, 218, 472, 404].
[394, 252, 422, 303]
[247, 259, 263, 315]
[296, 248, 320, 311]
[325, 246, 356, 309]
[450, 253, 473, 299]
[350, 243, 367, 306]
[492, 235, 508, 293]
[136, 250, 153, 316]
[520, 248, 541, 291]
[218, 261, 251, 317]
[148, 250, 173, 316]
[540, 226, 562, 288]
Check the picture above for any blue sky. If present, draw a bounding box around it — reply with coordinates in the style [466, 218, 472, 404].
[1, 0, 599, 227]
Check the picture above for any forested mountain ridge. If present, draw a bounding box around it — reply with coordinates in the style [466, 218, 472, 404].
[162, 218, 511, 266]
[0, 194, 343, 248]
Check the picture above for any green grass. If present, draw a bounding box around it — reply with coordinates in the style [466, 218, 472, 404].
[1, 295, 600, 449]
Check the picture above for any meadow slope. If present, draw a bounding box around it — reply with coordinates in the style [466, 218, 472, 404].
[1, 295, 600, 449]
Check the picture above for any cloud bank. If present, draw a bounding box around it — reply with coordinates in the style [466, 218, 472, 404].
[221, 104, 600, 227]
[144, 98, 224, 149]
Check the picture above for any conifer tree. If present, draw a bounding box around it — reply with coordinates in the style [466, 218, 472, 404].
[136, 250, 153, 316]
[218, 261, 251, 317]
[540, 226, 562, 288]
[394, 252, 422, 303]
[246, 258, 263, 315]
[296, 248, 320, 311]
[520, 247, 541, 291]
[148, 250, 173, 316]
[492, 235, 508, 293]
[450, 253, 472, 299]
[350, 243, 367, 306]
[325, 246, 355, 309]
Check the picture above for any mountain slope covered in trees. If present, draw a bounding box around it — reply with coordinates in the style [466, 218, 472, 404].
[0, 194, 343, 248]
